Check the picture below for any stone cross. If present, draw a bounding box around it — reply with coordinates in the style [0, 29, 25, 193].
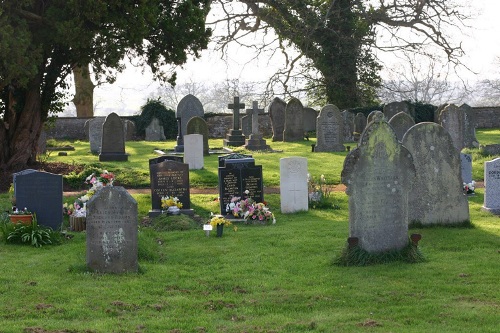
[247, 101, 264, 135]
[228, 97, 245, 131]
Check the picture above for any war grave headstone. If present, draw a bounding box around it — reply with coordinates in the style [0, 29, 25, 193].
[341, 111, 415, 253]
[145, 117, 166, 141]
[280, 157, 308, 213]
[482, 157, 500, 215]
[384, 101, 412, 120]
[244, 101, 270, 151]
[283, 98, 304, 142]
[303, 107, 318, 133]
[353, 112, 367, 141]
[269, 97, 286, 142]
[186, 116, 210, 155]
[149, 160, 193, 217]
[460, 153, 473, 184]
[86, 186, 138, 273]
[15, 171, 63, 230]
[99, 112, 128, 161]
[342, 110, 355, 142]
[174, 94, 204, 152]
[438, 104, 465, 152]
[460, 104, 479, 149]
[388, 111, 415, 141]
[402, 122, 470, 225]
[314, 104, 345, 152]
[87, 117, 106, 153]
[218, 153, 264, 216]
[223, 97, 246, 147]
[241, 113, 252, 138]
[184, 134, 204, 170]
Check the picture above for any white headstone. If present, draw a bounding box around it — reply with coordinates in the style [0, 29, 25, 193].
[183, 134, 204, 170]
[280, 157, 308, 213]
[482, 157, 500, 215]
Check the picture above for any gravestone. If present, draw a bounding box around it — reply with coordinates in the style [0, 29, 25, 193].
[15, 171, 63, 230]
[99, 112, 128, 161]
[149, 155, 183, 165]
[341, 111, 415, 253]
[460, 153, 473, 184]
[482, 157, 500, 215]
[241, 114, 252, 138]
[244, 101, 270, 151]
[149, 160, 192, 217]
[123, 119, 136, 141]
[183, 134, 204, 170]
[353, 112, 367, 141]
[384, 101, 412, 120]
[314, 104, 345, 152]
[13, 169, 37, 194]
[434, 104, 448, 123]
[175, 94, 204, 152]
[186, 116, 210, 155]
[145, 117, 166, 141]
[86, 186, 138, 273]
[303, 107, 318, 133]
[87, 117, 106, 153]
[438, 104, 465, 152]
[223, 96, 246, 147]
[218, 153, 264, 215]
[283, 98, 304, 142]
[460, 104, 480, 148]
[402, 122, 470, 225]
[388, 111, 415, 141]
[367, 110, 384, 125]
[269, 97, 286, 142]
[342, 110, 355, 142]
[280, 157, 308, 213]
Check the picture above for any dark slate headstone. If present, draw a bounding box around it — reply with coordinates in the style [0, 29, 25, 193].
[186, 116, 210, 155]
[388, 111, 415, 141]
[175, 94, 204, 152]
[149, 160, 191, 213]
[13, 169, 37, 195]
[460, 153, 473, 184]
[303, 107, 318, 132]
[218, 153, 253, 167]
[99, 112, 128, 161]
[15, 171, 63, 230]
[268, 97, 286, 142]
[283, 98, 304, 142]
[341, 111, 415, 253]
[86, 186, 138, 273]
[314, 104, 345, 152]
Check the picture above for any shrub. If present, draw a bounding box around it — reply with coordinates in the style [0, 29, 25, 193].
[135, 99, 177, 139]
[6, 215, 61, 247]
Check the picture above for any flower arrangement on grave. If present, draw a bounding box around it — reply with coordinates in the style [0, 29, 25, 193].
[9, 207, 33, 225]
[161, 196, 183, 209]
[307, 174, 340, 210]
[10, 207, 32, 215]
[463, 181, 476, 195]
[226, 190, 276, 225]
[209, 213, 232, 227]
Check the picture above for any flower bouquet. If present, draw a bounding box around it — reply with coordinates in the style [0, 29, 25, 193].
[463, 181, 476, 195]
[208, 213, 232, 237]
[161, 196, 183, 215]
[226, 190, 276, 225]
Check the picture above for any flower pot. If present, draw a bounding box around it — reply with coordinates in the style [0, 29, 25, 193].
[9, 214, 32, 225]
[216, 224, 224, 237]
[70, 216, 86, 232]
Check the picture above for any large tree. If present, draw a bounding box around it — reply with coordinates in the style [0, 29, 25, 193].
[0, 0, 211, 170]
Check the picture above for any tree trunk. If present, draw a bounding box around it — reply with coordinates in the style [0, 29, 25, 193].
[72, 64, 95, 117]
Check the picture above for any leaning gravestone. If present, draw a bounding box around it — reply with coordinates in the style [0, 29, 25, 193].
[384, 101, 412, 120]
[460, 153, 473, 184]
[183, 134, 204, 170]
[341, 111, 415, 253]
[86, 186, 138, 273]
[268, 97, 286, 142]
[388, 111, 415, 141]
[87, 117, 106, 153]
[315, 104, 345, 152]
[280, 157, 308, 213]
[99, 112, 128, 161]
[303, 107, 318, 133]
[402, 122, 470, 225]
[342, 110, 355, 142]
[438, 104, 465, 152]
[283, 98, 304, 142]
[186, 116, 210, 155]
[353, 112, 367, 141]
[175, 94, 204, 152]
[15, 171, 63, 230]
[482, 157, 500, 215]
[145, 117, 166, 141]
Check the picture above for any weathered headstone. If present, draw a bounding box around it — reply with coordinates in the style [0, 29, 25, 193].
[86, 186, 138, 273]
[342, 110, 355, 142]
[241, 113, 252, 138]
[175, 94, 204, 152]
[303, 107, 318, 133]
[402, 122, 470, 225]
[123, 119, 136, 141]
[460, 153, 473, 184]
[269, 97, 286, 142]
[183, 134, 204, 170]
[367, 110, 384, 125]
[438, 104, 465, 151]
[341, 111, 415, 253]
[353, 112, 367, 141]
[482, 157, 500, 215]
[388, 111, 415, 141]
[99, 112, 128, 161]
[145, 117, 166, 141]
[87, 117, 106, 153]
[223, 97, 246, 147]
[186, 116, 210, 155]
[280, 157, 308, 213]
[460, 104, 480, 148]
[15, 171, 63, 230]
[314, 104, 345, 152]
[283, 98, 304, 142]
[244, 101, 270, 151]
[384, 101, 412, 120]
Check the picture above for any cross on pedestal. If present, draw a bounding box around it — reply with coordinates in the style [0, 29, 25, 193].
[247, 101, 264, 135]
[228, 97, 245, 131]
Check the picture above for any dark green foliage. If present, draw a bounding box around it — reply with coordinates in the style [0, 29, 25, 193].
[0, 212, 15, 243]
[150, 213, 200, 231]
[413, 102, 437, 123]
[6, 215, 60, 247]
[135, 99, 177, 139]
[345, 105, 382, 118]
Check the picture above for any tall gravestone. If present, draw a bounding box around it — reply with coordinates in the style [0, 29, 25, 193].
[438, 104, 465, 152]
[186, 116, 210, 155]
[87, 117, 106, 153]
[241, 113, 252, 138]
[223, 97, 246, 147]
[183, 134, 204, 170]
[314, 104, 345, 152]
[353, 112, 367, 141]
[303, 107, 318, 133]
[482, 158, 500, 215]
[145, 117, 166, 141]
[402, 122, 470, 225]
[460, 104, 480, 148]
[388, 111, 415, 141]
[280, 157, 308, 213]
[342, 110, 355, 142]
[15, 171, 63, 230]
[244, 101, 270, 151]
[384, 101, 412, 120]
[460, 153, 473, 184]
[269, 97, 286, 142]
[86, 186, 138, 273]
[175, 94, 204, 152]
[99, 112, 128, 161]
[283, 98, 304, 142]
[341, 112, 415, 253]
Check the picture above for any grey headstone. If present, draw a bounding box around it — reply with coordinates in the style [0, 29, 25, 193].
[86, 186, 138, 273]
[388, 111, 415, 141]
[384, 101, 412, 120]
[99, 112, 128, 161]
[402, 122, 470, 225]
[280, 157, 308, 213]
[438, 104, 465, 152]
[176, 94, 204, 142]
[241, 114, 252, 138]
[244, 101, 270, 151]
[183, 134, 204, 170]
[15, 171, 63, 230]
[303, 107, 318, 132]
[145, 117, 166, 141]
[367, 110, 385, 125]
[87, 117, 106, 153]
[314, 104, 345, 152]
[353, 113, 367, 140]
[283, 98, 304, 142]
[482, 157, 500, 215]
[460, 104, 479, 149]
[342, 110, 355, 142]
[460, 153, 473, 184]
[123, 119, 136, 141]
[186, 116, 210, 155]
[268, 97, 286, 142]
[341, 111, 415, 253]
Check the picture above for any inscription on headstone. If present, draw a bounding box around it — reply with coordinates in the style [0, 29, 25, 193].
[482, 157, 500, 215]
[314, 104, 345, 152]
[149, 160, 191, 212]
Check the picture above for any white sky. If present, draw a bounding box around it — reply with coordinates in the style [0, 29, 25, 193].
[66, 1, 500, 116]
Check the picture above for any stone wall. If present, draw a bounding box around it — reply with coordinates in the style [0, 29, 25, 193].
[471, 107, 500, 128]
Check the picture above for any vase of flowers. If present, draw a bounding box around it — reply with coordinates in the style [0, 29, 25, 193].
[209, 214, 232, 237]
[161, 196, 183, 215]
[9, 207, 33, 225]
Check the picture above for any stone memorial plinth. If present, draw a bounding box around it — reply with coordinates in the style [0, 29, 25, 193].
[269, 97, 286, 142]
[280, 157, 308, 213]
[314, 104, 345, 152]
[482, 157, 500, 215]
[86, 186, 138, 273]
[99, 112, 128, 161]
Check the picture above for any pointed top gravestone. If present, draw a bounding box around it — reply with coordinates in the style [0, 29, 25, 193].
[341, 111, 415, 253]
[99, 112, 128, 161]
[283, 98, 304, 142]
[388, 111, 415, 141]
[314, 104, 345, 152]
[268, 97, 286, 142]
[186, 116, 210, 155]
